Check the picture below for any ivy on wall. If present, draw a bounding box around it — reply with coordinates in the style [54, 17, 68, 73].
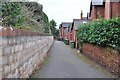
[76, 18, 120, 51]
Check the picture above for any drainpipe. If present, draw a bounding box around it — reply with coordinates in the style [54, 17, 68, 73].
[110, 2, 112, 18]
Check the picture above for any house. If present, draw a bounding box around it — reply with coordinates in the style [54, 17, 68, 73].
[90, 0, 105, 20]
[59, 11, 91, 48]
[59, 22, 72, 42]
[71, 19, 91, 49]
[105, 0, 120, 19]
[90, 0, 120, 20]
[67, 23, 72, 45]
[59, 24, 63, 40]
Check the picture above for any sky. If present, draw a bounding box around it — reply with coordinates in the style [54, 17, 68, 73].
[37, 0, 91, 29]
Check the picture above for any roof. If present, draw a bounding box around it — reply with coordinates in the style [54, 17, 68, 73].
[59, 22, 72, 34]
[61, 22, 72, 28]
[92, 0, 104, 5]
[73, 19, 91, 30]
[110, 0, 120, 2]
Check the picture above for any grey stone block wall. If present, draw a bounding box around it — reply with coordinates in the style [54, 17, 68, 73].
[0, 36, 53, 78]
[0, 36, 2, 79]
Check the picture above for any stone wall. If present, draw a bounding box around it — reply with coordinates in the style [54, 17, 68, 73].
[0, 28, 54, 78]
[82, 43, 120, 76]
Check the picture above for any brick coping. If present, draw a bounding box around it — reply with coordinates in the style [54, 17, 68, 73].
[0, 28, 52, 36]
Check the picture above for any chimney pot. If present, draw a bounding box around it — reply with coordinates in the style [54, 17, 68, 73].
[80, 10, 83, 19]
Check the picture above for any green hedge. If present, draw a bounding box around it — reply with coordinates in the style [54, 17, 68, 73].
[76, 18, 120, 51]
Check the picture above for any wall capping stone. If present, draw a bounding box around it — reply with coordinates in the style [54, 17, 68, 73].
[0, 28, 52, 36]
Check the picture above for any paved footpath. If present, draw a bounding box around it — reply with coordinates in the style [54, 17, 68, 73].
[31, 41, 107, 78]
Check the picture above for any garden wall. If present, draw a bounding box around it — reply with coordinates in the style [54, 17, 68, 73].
[82, 43, 120, 76]
[0, 28, 54, 78]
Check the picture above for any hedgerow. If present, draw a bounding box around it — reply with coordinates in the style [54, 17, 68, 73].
[76, 18, 120, 51]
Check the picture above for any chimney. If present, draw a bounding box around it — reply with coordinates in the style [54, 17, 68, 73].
[80, 10, 83, 19]
[87, 13, 90, 19]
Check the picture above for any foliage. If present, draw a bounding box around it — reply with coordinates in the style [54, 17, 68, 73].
[76, 23, 90, 43]
[43, 12, 50, 33]
[49, 19, 57, 35]
[1, 2, 52, 34]
[2, 2, 25, 27]
[54, 29, 59, 37]
[76, 18, 120, 51]
[49, 19, 59, 37]
[14, 25, 31, 30]
[24, 2, 50, 33]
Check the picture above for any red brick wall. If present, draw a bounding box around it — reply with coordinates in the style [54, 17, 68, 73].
[105, 1, 120, 19]
[74, 31, 79, 49]
[64, 28, 67, 39]
[96, 6, 105, 18]
[90, 6, 96, 20]
[75, 37, 78, 49]
[68, 32, 69, 44]
[91, 0, 120, 20]
[71, 27, 75, 42]
[61, 27, 64, 39]
[70, 33, 72, 41]
[59, 28, 62, 38]
[90, 6, 105, 20]
[60, 27, 69, 40]
[67, 32, 71, 45]
[111, 2, 120, 18]
[82, 43, 120, 75]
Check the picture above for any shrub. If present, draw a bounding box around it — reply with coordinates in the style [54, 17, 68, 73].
[14, 25, 31, 30]
[2, 2, 24, 27]
[76, 18, 120, 51]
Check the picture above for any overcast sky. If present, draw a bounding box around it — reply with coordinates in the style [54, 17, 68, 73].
[37, 0, 91, 28]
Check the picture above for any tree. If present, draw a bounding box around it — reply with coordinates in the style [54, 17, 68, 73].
[43, 12, 50, 33]
[55, 29, 59, 37]
[49, 19, 60, 39]
[2, 2, 25, 27]
[49, 19, 57, 35]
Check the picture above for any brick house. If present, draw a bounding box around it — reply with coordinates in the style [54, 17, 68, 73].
[105, 0, 120, 19]
[71, 19, 91, 49]
[90, 0, 105, 20]
[67, 24, 72, 45]
[90, 0, 120, 20]
[59, 24, 62, 40]
[59, 22, 72, 42]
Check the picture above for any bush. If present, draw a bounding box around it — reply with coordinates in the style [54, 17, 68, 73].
[2, 2, 24, 27]
[14, 25, 31, 30]
[76, 18, 120, 51]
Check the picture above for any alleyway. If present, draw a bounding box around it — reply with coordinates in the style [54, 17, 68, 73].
[31, 41, 107, 78]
